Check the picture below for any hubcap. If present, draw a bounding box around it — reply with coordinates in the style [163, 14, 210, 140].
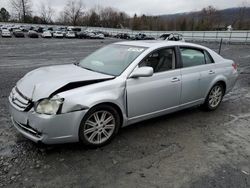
[83, 111, 115, 144]
[208, 86, 223, 108]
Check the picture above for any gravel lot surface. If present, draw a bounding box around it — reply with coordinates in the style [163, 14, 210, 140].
[0, 38, 250, 188]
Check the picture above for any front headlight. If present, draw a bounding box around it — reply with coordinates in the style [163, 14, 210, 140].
[35, 98, 64, 115]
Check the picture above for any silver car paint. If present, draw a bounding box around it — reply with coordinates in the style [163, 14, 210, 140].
[126, 69, 181, 118]
[9, 41, 238, 144]
[17, 64, 114, 100]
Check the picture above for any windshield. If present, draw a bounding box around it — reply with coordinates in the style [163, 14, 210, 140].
[79, 44, 146, 76]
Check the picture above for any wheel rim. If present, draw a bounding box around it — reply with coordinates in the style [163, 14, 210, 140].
[83, 110, 115, 144]
[208, 86, 223, 108]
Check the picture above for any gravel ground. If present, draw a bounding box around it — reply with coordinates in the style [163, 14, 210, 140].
[0, 38, 250, 188]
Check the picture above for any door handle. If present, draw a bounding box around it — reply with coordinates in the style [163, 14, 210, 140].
[171, 77, 180, 82]
[209, 70, 215, 74]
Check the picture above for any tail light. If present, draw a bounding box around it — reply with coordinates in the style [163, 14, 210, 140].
[232, 62, 238, 70]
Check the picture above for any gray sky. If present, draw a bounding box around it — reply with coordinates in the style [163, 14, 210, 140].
[1, 0, 250, 16]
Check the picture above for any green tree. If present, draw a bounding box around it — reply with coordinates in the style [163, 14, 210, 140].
[180, 18, 187, 31]
[88, 10, 100, 26]
[132, 14, 142, 30]
[0, 7, 10, 22]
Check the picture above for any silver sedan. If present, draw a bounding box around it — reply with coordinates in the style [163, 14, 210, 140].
[9, 41, 238, 147]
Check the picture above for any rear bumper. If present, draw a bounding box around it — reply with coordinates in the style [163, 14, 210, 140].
[1, 34, 11, 37]
[9, 102, 88, 144]
[226, 71, 239, 94]
[14, 34, 25, 37]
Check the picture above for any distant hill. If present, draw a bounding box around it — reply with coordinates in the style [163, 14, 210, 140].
[159, 7, 250, 30]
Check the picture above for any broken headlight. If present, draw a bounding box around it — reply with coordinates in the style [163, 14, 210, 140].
[35, 97, 64, 115]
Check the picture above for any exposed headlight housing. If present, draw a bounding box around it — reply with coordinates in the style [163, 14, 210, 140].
[35, 97, 64, 115]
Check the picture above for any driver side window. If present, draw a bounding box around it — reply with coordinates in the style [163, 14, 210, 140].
[139, 48, 176, 73]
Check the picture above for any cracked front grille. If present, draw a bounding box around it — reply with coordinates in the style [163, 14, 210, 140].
[9, 87, 33, 111]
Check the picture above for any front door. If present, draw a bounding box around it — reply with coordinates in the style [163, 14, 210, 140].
[126, 47, 181, 119]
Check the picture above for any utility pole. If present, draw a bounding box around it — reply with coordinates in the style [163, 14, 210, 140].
[21, 0, 26, 22]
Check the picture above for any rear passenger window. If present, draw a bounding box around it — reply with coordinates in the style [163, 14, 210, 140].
[180, 48, 205, 68]
[204, 51, 214, 64]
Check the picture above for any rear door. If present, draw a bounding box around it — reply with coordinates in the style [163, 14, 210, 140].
[199, 50, 217, 98]
[179, 47, 206, 105]
[179, 47, 218, 106]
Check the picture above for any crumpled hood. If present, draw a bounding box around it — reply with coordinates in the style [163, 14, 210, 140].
[16, 64, 114, 101]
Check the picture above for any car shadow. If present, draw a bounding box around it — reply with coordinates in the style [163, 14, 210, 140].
[26, 105, 212, 154]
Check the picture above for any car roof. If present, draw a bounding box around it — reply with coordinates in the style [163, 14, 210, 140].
[114, 40, 208, 50]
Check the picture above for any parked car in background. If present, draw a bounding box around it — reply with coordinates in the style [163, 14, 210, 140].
[77, 31, 89, 39]
[19, 26, 27, 32]
[66, 31, 76, 38]
[56, 27, 67, 37]
[34, 27, 44, 33]
[41, 31, 52, 38]
[28, 30, 39, 38]
[134, 33, 155, 40]
[159, 33, 185, 42]
[53, 31, 64, 38]
[86, 32, 105, 39]
[77, 31, 104, 39]
[19, 26, 31, 32]
[0, 26, 8, 32]
[114, 33, 130, 39]
[69, 27, 82, 33]
[44, 27, 54, 32]
[13, 29, 25, 38]
[86, 32, 96, 39]
[1, 29, 12, 37]
[68, 27, 82, 37]
[95, 31, 110, 37]
[8, 41, 238, 147]
[48, 27, 54, 31]
[8, 25, 19, 32]
[91, 32, 105, 39]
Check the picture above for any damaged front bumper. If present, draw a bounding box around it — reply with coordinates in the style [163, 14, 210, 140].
[9, 102, 88, 144]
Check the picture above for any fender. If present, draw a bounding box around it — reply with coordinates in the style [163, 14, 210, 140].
[204, 74, 227, 98]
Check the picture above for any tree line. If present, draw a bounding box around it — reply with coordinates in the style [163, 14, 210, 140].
[0, 0, 249, 31]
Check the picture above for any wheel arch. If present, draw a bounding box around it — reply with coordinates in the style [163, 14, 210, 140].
[87, 102, 125, 127]
[205, 76, 227, 98]
[78, 102, 124, 146]
[215, 80, 226, 94]
[202, 80, 226, 111]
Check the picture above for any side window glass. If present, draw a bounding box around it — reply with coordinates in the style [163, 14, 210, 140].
[180, 48, 205, 68]
[139, 48, 175, 73]
[204, 51, 214, 64]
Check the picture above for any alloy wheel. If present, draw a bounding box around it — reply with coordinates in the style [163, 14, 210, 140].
[208, 85, 223, 108]
[83, 110, 116, 145]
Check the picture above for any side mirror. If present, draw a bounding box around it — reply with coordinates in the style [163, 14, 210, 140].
[130, 67, 153, 78]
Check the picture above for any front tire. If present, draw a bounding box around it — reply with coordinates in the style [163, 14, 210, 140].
[203, 83, 225, 111]
[79, 105, 121, 147]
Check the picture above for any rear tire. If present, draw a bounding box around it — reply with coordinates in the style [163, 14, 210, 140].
[202, 83, 225, 111]
[79, 105, 121, 147]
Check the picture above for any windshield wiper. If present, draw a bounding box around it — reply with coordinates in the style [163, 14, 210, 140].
[74, 63, 95, 72]
[73, 62, 79, 66]
[82, 67, 96, 72]
[76, 64, 115, 76]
